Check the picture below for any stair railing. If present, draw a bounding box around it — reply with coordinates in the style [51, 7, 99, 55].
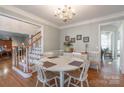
[12, 32, 42, 73]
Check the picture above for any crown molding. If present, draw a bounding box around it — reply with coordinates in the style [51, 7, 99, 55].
[60, 11, 124, 29]
[0, 11, 42, 28]
[0, 6, 59, 29]
[1, 6, 124, 30]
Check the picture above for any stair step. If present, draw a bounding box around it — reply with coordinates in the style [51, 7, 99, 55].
[16, 66, 24, 72]
[12, 67, 32, 78]
[16, 65, 33, 73]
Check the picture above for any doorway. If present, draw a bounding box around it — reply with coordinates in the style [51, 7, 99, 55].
[100, 21, 121, 74]
[0, 31, 29, 60]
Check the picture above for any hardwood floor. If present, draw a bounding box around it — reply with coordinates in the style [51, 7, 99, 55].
[0, 57, 124, 87]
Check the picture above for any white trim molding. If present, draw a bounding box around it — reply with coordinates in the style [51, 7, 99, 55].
[0, 12, 41, 27]
[60, 11, 124, 29]
[1, 6, 124, 29]
[12, 67, 32, 78]
[0, 6, 59, 29]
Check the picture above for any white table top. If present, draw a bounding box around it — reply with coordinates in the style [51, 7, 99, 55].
[41, 56, 84, 72]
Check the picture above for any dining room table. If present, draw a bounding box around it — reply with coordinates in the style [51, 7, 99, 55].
[40, 55, 85, 87]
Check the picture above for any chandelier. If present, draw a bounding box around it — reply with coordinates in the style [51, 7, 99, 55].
[54, 5, 76, 22]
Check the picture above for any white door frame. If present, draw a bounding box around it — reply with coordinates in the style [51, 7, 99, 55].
[98, 20, 122, 71]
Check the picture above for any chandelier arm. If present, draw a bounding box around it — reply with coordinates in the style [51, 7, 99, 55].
[54, 5, 76, 22]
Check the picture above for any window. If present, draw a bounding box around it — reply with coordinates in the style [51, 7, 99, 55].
[101, 32, 112, 50]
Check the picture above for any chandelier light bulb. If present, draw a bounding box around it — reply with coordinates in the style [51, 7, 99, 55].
[54, 5, 76, 22]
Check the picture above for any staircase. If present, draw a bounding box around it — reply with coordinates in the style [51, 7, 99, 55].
[12, 31, 42, 78]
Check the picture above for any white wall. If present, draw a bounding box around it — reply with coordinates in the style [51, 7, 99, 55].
[60, 18, 124, 52]
[120, 22, 124, 74]
[0, 15, 39, 35]
[60, 18, 124, 64]
[100, 25, 118, 31]
[60, 23, 100, 52]
[0, 15, 60, 52]
[43, 25, 60, 52]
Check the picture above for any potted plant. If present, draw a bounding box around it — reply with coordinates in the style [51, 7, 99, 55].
[64, 41, 73, 52]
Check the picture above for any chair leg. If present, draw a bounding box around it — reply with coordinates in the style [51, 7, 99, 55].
[85, 79, 89, 87]
[68, 77, 71, 87]
[36, 80, 39, 87]
[97, 63, 101, 72]
[98, 63, 101, 71]
[96, 65, 99, 72]
[76, 81, 80, 85]
[43, 83, 45, 87]
[55, 78, 58, 87]
[81, 81, 83, 87]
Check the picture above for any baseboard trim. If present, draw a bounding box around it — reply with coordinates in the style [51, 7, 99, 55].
[12, 67, 32, 78]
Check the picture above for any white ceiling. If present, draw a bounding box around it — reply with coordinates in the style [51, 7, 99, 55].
[13, 5, 124, 27]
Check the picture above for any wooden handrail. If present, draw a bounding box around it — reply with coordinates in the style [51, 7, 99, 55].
[25, 36, 41, 48]
[25, 31, 41, 43]
[31, 31, 41, 38]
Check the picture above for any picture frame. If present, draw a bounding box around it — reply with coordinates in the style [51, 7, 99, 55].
[65, 36, 70, 41]
[76, 35, 82, 40]
[83, 36, 89, 42]
[71, 38, 75, 43]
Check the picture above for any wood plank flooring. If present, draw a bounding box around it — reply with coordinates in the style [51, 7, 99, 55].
[0, 57, 124, 87]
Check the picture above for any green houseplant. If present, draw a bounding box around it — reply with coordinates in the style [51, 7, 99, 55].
[64, 41, 73, 52]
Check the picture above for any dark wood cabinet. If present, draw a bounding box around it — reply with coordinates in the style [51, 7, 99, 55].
[0, 39, 12, 49]
[0, 39, 12, 57]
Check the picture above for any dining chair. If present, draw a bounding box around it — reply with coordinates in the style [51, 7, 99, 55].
[66, 61, 90, 87]
[72, 52, 88, 60]
[63, 52, 73, 57]
[72, 52, 88, 74]
[36, 63, 58, 87]
[88, 52, 101, 72]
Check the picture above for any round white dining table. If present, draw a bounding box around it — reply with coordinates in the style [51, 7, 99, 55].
[41, 56, 84, 87]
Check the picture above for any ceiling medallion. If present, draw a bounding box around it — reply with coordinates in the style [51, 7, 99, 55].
[54, 5, 76, 22]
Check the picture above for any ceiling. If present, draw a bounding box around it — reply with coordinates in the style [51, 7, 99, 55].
[13, 5, 124, 27]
